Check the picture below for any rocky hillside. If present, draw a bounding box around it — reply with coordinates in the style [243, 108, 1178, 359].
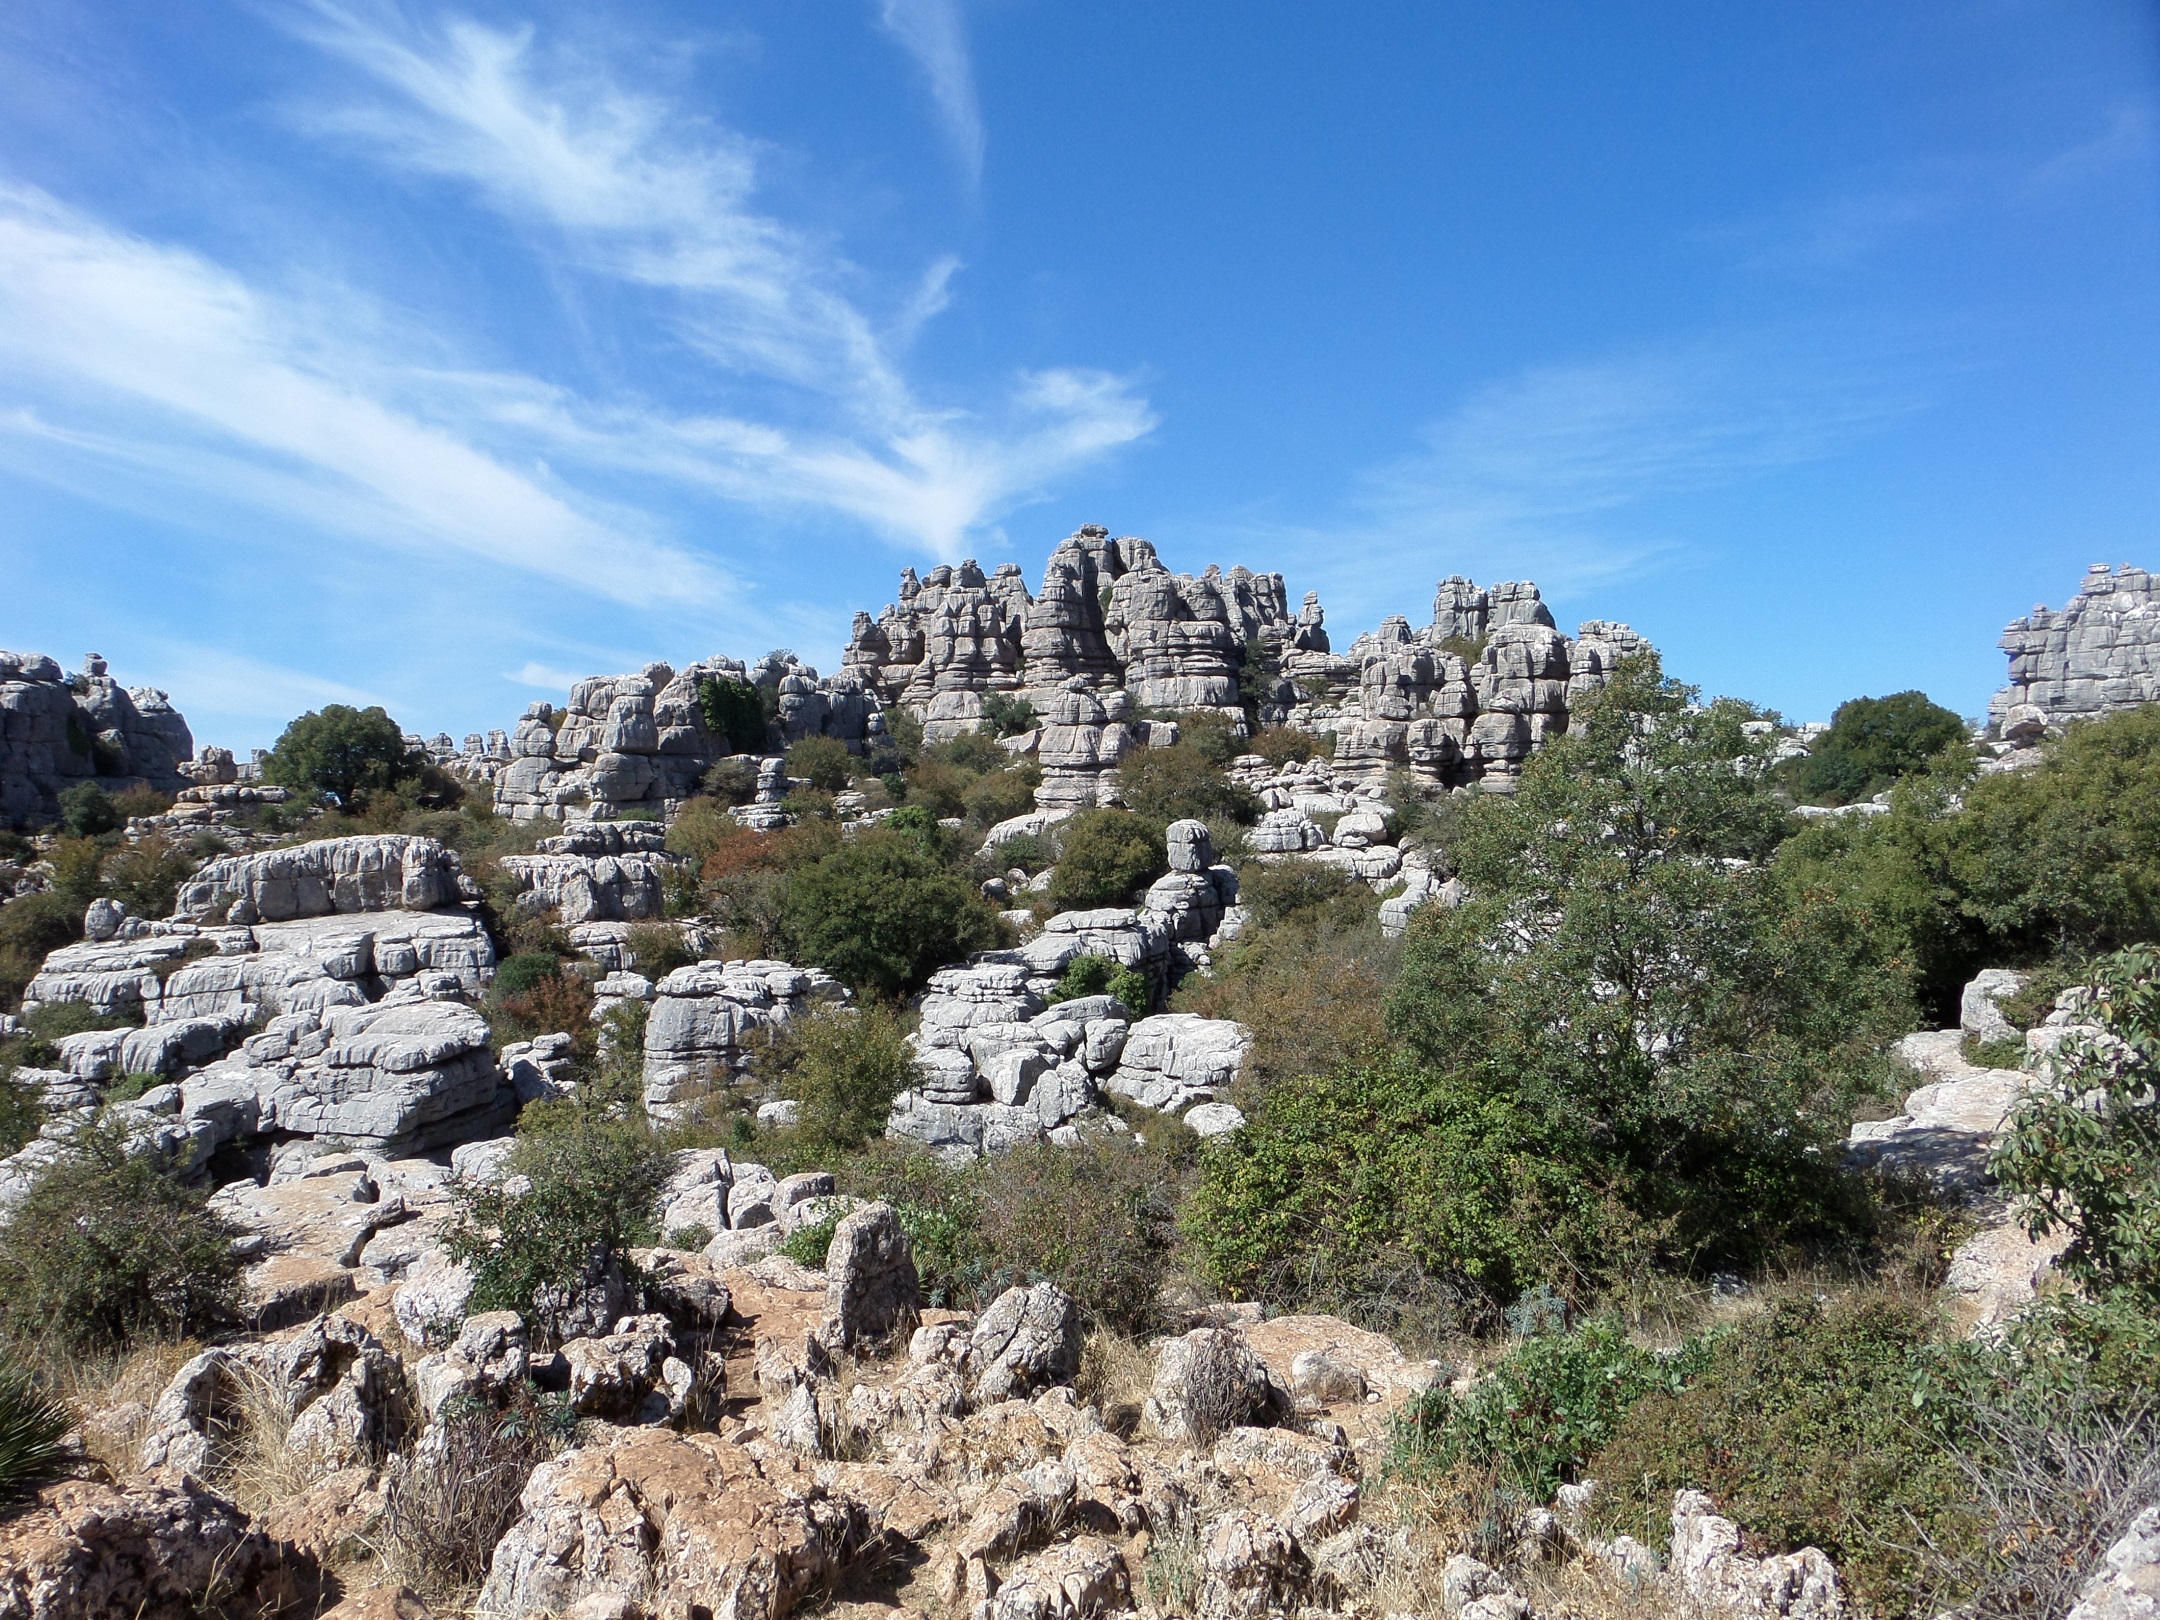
[2, 547, 2159, 1620]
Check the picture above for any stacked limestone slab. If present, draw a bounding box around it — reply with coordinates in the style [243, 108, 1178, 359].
[1990, 562, 2160, 739]
[0, 649, 197, 827]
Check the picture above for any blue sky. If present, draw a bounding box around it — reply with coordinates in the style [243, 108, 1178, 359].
[0, 1, 2155, 751]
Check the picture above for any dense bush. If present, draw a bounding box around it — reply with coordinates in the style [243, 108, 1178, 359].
[767, 1004, 922, 1161]
[696, 677, 768, 754]
[1188, 657, 1905, 1306]
[1393, 1315, 1701, 1507]
[0, 893, 82, 1010]
[1247, 726, 1331, 767]
[0, 1117, 243, 1352]
[779, 828, 1005, 999]
[98, 834, 195, 918]
[1991, 946, 2160, 1306]
[1235, 860, 1361, 928]
[1049, 953, 1149, 1017]
[1048, 810, 1166, 911]
[1585, 1295, 1966, 1619]
[492, 950, 567, 1000]
[0, 1073, 41, 1159]
[261, 704, 420, 808]
[1793, 690, 1968, 806]
[785, 736, 854, 793]
[623, 921, 694, 980]
[57, 782, 120, 838]
[445, 1123, 670, 1342]
[962, 761, 1043, 829]
[1115, 740, 1260, 825]
[982, 693, 1039, 737]
[0, 1356, 69, 1500]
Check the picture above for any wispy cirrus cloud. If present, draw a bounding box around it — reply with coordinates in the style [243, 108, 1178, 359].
[0, 182, 726, 606]
[270, 2, 1145, 556]
[876, 0, 986, 186]
[1227, 334, 1932, 623]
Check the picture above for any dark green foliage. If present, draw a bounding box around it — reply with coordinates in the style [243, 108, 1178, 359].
[1247, 727, 1328, 767]
[261, 704, 420, 807]
[697, 677, 768, 754]
[1393, 1316, 1703, 1506]
[1049, 810, 1166, 911]
[492, 950, 564, 999]
[1116, 739, 1260, 825]
[786, 736, 854, 793]
[780, 828, 1004, 998]
[1189, 657, 1904, 1305]
[0, 1072, 42, 1158]
[0, 1116, 243, 1352]
[622, 921, 694, 980]
[1795, 690, 1969, 805]
[0, 1357, 69, 1500]
[445, 1123, 670, 1341]
[0, 892, 89, 1008]
[1236, 860, 1360, 928]
[45, 837, 103, 905]
[698, 755, 761, 806]
[926, 729, 1009, 775]
[1238, 635, 1278, 722]
[1585, 1295, 1965, 1620]
[1992, 946, 2160, 1305]
[990, 831, 1052, 874]
[781, 1211, 843, 1268]
[767, 1004, 922, 1160]
[886, 804, 936, 837]
[833, 1137, 1179, 1334]
[1049, 953, 1150, 1017]
[99, 834, 196, 918]
[982, 693, 1039, 738]
[57, 782, 119, 838]
[962, 761, 1042, 829]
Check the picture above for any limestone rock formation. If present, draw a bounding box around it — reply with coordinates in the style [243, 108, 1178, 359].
[0, 649, 197, 827]
[1991, 562, 2160, 735]
[171, 835, 465, 924]
[641, 960, 847, 1122]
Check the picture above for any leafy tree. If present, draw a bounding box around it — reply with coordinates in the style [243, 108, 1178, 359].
[1115, 740, 1259, 824]
[770, 1004, 922, 1159]
[786, 736, 854, 793]
[962, 761, 1043, 829]
[1189, 656, 1905, 1303]
[262, 704, 414, 807]
[445, 1123, 670, 1342]
[56, 782, 119, 838]
[781, 828, 1004, 998]
[982, 693, 1039, 738]
[1049, 810, 1166, 911]
[1992, 946, 2160, 1306]
[1794, 690, 1968, 806]
[697, 677, 768, 754]
[0, 1116, 243, 1352]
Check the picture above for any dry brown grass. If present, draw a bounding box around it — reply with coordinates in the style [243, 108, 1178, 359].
[51, 1337, 200, 1478]
[217, 1361, 330, 1519]
[1074, 1329, 1155, 1425]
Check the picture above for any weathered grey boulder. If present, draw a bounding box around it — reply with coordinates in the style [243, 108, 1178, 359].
[819, 1201, 920, 1354]
[1670, 1489, 1842, 1619]
[1992, 563, 2160, 734]
[641, 960, 844, 1122]
[1107, 1013, 1250, 1112]
[961, 1283, 1083, 1405]
[0, 649, 196, 827]
[171, 835, 462, 923]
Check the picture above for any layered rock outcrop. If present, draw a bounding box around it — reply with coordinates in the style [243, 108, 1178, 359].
[1991, 562, 2160, 737]
[0, 649, 197, 827]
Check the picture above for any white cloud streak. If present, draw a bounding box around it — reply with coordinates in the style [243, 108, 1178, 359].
[877, 0, 986, 185]
[0, 183, 729, 605]
[275, 2, 1148, 557]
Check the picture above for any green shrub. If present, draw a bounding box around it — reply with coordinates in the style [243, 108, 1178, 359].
[1584, 1295, 1965, 1620]
[1991, 945, 2160, 1306]
[1190, 657, 1904, 1305]
[492, 950, 564, 999]
[780, 829, 1005, 999]
[983, 693, 1039, 738]
[0, 1116, 243, 1352]
[990, 832, 1052, 875]
[962, 762, 1043, 829]
[0, 893, 85, 1011]
[444, 1123, 670, 1342]
[1960, 1033, 2026, 1071]
[99, 834, 196, 919]
[1049, 811, 1166, 911]
[622, 922, 694, 980]
[0, 1073, 42, 1158]
[781, 1212, 842, 1269]
[1393, 1315, 1701, 1506]
[1115, 741, 1260, 825]
[0, 1356, 70, 1500]
[697, 677, 767, 754]
[786, 736, 854, 793]
[57, 782, 119, 838]
[261, 704, 419, 808]
[45, 837, 103, 906]
[1236, 860, 1360, 928]
[768, 1003, 921, 1160]
[1248, 727, 1327, 767]
[925, 730, 1009, 776]
[1049, 954, 1149, 1017]
[1794, 690, 1969, 806]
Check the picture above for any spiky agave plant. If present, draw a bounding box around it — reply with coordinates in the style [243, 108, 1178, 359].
[0, 1358, 70, 1498]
